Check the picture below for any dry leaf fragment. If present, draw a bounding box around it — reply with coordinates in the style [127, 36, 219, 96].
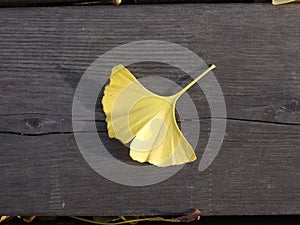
[0, 216, 13, 223]
[175, 209, 201, 222]
[21, 216, 36, 223]
[102, 64, 216, 167]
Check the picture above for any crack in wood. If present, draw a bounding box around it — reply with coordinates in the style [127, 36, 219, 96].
[0, 131, 106, 136]
[0, 117, 298, 136]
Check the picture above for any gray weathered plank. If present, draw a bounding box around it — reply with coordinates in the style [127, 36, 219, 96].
[0, 4, 299, 216]
[0, 0, 258, 7]
[0, 0, 115, 7]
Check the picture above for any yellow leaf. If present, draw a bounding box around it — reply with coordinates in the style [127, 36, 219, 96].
[273, 0, 300, 4]
[0, 216, 12, 223]
[102, 64, 216, 167]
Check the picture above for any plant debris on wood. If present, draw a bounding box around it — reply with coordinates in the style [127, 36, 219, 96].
[0, 209, 201, 224]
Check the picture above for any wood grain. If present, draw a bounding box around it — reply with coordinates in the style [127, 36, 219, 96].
[0, 0, 116, 7]
[0, 4, 299, 216]
[0, 0, 258, 7]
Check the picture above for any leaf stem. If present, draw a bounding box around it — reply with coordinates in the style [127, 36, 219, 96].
[175, 64, 216, 98]
[70, 216, 180, 225]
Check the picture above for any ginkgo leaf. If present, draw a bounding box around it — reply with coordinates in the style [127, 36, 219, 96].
[102, 64, 216, 167]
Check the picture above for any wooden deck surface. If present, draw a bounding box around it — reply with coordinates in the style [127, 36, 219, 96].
[0, 0, 261, 7]
[0, 4, 299, 216]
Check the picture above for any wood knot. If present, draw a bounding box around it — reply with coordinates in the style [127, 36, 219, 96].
[24, 118, 41, 129]
[284, 100, 300, 113]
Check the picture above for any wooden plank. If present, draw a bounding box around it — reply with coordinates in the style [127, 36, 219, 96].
[0, 0, 259, 7]
[0, 4, 299, 216]
[0, 0, 116, 7]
